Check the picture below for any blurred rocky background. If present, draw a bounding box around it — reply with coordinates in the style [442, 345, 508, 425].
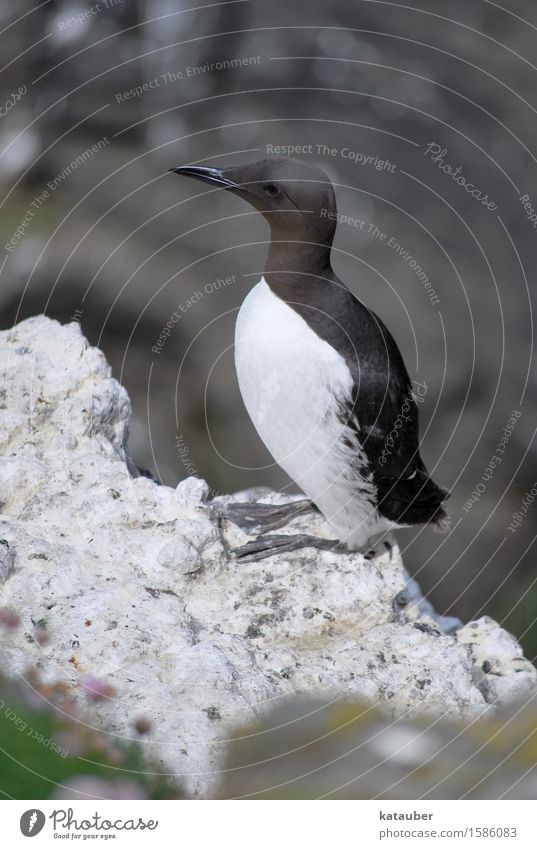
[0, 0, 536, 655]
[221, 695, 537, 799]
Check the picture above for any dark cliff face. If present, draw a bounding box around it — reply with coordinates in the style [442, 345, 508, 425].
[0, 0, 536, 650]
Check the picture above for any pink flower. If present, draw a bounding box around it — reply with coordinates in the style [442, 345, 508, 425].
[80, 676, 115, 702]
[0, 608, 20, 628]
[53, 776, 147, 800]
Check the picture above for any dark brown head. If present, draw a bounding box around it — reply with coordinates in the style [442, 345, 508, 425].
[170, 156, 337, 271]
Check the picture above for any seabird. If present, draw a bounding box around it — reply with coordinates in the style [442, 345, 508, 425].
[170, 156, 449, 560]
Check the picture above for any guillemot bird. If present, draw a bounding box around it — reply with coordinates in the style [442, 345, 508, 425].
[170, 156, 449, 560]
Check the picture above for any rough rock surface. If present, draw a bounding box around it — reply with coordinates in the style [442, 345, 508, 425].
[0, 316, 535, 798]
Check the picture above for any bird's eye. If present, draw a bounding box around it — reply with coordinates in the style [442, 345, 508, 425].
[263, 183, 281, 197]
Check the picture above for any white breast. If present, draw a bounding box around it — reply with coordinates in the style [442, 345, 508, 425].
[234, 278, 380, 546]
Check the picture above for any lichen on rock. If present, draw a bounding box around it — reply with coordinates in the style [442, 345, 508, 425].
[0, 316, 535, 798]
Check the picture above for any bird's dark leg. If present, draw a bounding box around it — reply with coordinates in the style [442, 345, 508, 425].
[384, 540, 394, 560]
[233, 533, 349, 563]
[218, 498, 319, 535]
[232, 532, 392, 563]
[360, 535, 395, 562]
[220, 500, 394, 563]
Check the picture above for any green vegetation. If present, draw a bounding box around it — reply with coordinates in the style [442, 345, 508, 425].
[0, 673, 181, 800]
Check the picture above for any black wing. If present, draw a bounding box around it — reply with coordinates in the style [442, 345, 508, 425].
[277, 273, 448, 526]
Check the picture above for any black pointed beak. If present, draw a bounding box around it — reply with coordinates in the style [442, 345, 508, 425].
[168, 165, 239, 190]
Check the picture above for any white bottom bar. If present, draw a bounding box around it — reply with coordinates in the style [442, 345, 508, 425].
[2, 800, 536, 848]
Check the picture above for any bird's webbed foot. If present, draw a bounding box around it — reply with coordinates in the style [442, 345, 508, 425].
[232, 533, 348, 563]
[218, 499, 318, 535]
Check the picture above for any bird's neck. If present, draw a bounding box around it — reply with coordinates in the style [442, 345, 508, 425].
[264, 239, 333, 276]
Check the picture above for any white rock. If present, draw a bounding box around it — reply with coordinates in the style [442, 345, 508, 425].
[0, 316, 535, 798]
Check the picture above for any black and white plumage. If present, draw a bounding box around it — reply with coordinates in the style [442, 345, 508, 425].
[171, 156, 448, 554]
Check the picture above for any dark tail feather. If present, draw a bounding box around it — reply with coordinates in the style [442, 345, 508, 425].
[375, 469, 450, 529]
